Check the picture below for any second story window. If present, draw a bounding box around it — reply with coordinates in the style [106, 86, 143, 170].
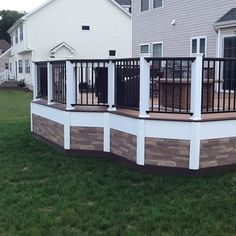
[18, 60, 23, 73]
[25, 60, 30, 74]
[141, 0, 149, 12]
[20, 25, 23, 41]
[153, 0, 163, 8]
[15, 29, 18, 44]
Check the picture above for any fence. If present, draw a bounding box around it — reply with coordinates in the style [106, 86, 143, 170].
[202, 58, 236, 113]
[33, 55, 236, 118]
[113, 58, 140, 110]
[146, 57, 194, 114]
[72, 59, 109, 106]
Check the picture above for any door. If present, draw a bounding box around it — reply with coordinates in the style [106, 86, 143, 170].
[223, 36, 236, 90]
[15, 61, 17, 80]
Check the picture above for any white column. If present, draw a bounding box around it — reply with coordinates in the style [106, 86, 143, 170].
[32, 62, 39, 101]
[107, 60, 116, 111]
[139, 56, 150, 118]
[64, 111, 71, 150]
[103, 113, 110, 152]
[190, 54, 203, 121]
[136, 119, 145, 165]
[47, 62, 54, 105]
[66, 60, 75, 110]
[189, 122, 201, 170]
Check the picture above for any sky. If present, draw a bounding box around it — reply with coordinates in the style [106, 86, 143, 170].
[0, 0, 47, 12]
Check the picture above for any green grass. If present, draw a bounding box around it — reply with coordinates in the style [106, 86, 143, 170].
[0, 90, 236, 236]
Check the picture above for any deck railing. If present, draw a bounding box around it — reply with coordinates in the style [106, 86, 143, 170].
[146, 57, 194, 114]
[202, 58, 236, 113]
[33, 55, 236, 119]
[72, 59, 109, 106]
[113, 58, 140, 110]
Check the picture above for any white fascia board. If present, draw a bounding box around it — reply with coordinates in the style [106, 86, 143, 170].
[214, 20, 236, 30]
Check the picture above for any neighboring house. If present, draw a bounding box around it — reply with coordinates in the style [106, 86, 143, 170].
[0, 49, 11, 74]
[7, 0, 132, 89]
[132, 0, 236, 58]
[116, 0, 131, 13]
[0, 39, 10, 55]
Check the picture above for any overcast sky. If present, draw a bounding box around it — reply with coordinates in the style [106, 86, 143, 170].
[0, 0, 47, 12]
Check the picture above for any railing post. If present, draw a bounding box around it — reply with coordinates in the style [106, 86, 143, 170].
[108, 60, 116, 111]
[32, 62, 39, 101]
[139, 56, 150, 118]
[66, 60, 76, 110]
[47, 62, 54, 105]
[190, 54, 203, 120]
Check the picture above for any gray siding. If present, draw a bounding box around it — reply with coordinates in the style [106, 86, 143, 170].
[132, 0, 236, 57]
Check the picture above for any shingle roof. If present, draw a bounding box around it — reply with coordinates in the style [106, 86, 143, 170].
[115, 0, 131, 5]
[216, 8, 236, 23]
[0, 39, 10, 51]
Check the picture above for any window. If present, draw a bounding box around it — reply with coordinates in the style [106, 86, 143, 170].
[109, 50, 116, 56]
[153, 43, 163, 57]
[18, 60, 23, 73]
[5, 63, 9, 69]
[15, 29, 18, 44]
[141, 0, 149, 11]
[25, 60, 30, 74]
[191, 37, 207, 55]
[153, 0, 163, 8]
[82, 25, 90, 30]
[140, 44, 149, 54]
[20, 25, 23, 41]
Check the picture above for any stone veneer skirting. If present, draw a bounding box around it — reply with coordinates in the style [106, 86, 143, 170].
[70, 127, 104, 151]
[33, 114, 64, 147]
[200, 138, 236, 168]
[110, 129, 137, 162]
[145, 138, 190, 168]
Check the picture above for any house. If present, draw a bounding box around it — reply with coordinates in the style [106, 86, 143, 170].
[132, 1, 236, 58]
[7, 0, 132, 89]
[0, 39, 10, 55]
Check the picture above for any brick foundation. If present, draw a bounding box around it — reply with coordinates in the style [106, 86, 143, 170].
[33, 114, 64, 147]
[145, 138, 190, 168]
[200, 138, 236, 168]
[70, 127, 104, 151]
[111, 129, 137, 162]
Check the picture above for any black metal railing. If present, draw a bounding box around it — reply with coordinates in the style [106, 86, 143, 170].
[72, 60, 109, 106]
[114, 58, 140, 110]
[202, 58, 236, 113]
[36, 62, 48, 99]
[146, 57, 194, 114]
[52, 61, 66, 104]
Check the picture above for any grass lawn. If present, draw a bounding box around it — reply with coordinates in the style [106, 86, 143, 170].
[0, 90, 236, 236]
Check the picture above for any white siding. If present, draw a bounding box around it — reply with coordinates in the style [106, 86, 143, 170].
[132, 0, 236, 57]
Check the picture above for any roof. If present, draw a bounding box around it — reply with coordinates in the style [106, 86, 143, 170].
[50, 42, 76, 53]
[8, 0, 131, 33]
[115, 0, 131, 5]
[216, 8, 236, 23]
[0, 39, 10, 51]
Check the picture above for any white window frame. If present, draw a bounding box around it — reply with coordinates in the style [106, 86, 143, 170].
[153, 0, 164, 9]
[140, 43, 150, 54]
[20, 25, 23, 41]
[141, 0, 150, 12]
[25, 60, 30, 74]
[18, 60, 23, 74]
[152, 41, 164, 57]
[15, 29, 18, 44]
[190, 36, 207, 56]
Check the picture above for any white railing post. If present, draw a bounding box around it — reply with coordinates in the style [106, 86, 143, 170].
[190, 54, 203, 120]
[66, 60, 76, 110]
[139, 56, 150, 118]
[47, 62, 54, 105]
[107, 60, 116, 111]
[32, 62, 39, 101]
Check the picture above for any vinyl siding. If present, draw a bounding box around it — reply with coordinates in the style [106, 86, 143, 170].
[132, 0, 236, 57]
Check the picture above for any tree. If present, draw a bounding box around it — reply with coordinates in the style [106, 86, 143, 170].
[0, 10, 25, 43]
